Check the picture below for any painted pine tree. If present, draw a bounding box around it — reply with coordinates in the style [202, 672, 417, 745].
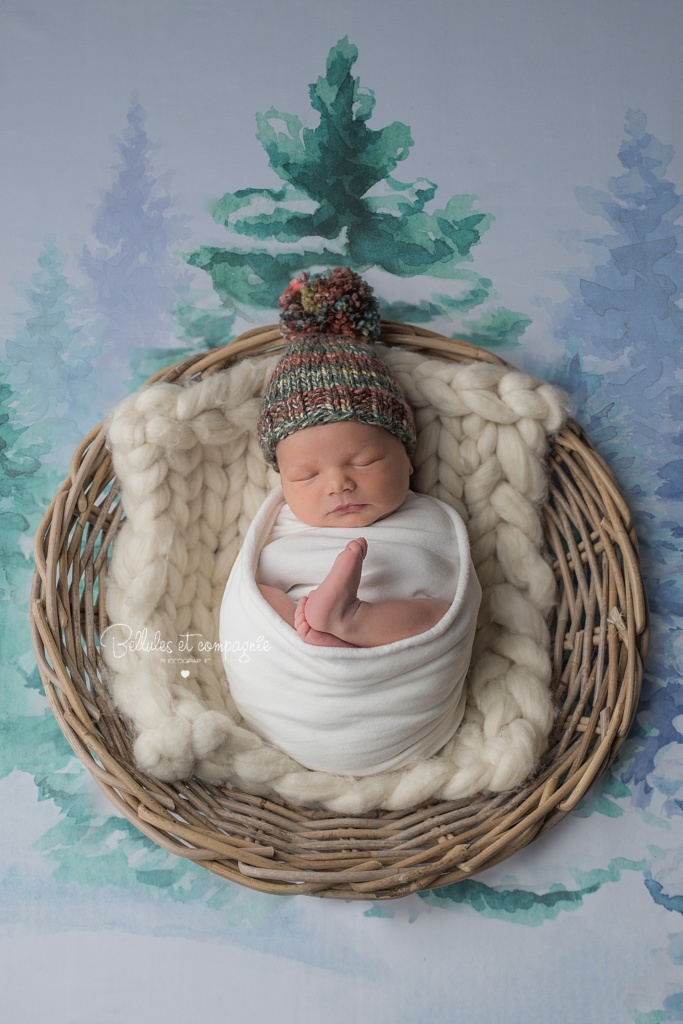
[577, 110, 682, 389]
[0, 239, 230, 898]
[187, 37, 529, 348]
[0, 309, 245, 902]
[81, 100, 205, 394]
[4, 238, 100, 462]
[0, 352, 75, 787]
[0, 360, 232, 904]
[557, 110, 683, 544]
[0, 243, 108, 847]
[0, 370, 46, 586]
[557, 110, 682, 418]
[554, 111, 683, 919]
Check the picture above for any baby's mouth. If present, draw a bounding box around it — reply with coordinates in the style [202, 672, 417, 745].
[333, 503, 368, 514]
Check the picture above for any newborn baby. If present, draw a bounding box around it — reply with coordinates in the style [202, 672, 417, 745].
[220, 268, 481, 776]
[259, 419, 451, 649]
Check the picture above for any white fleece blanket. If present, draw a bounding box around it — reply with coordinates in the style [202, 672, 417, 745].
[103, 345, 568, 813]
[220, 489, 481, 775]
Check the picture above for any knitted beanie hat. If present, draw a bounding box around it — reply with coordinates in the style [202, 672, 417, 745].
[257, 267, 417, 468]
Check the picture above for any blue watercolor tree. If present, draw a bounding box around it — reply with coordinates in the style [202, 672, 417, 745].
[553, 111, 683, 929]
[556, 110, 683, 550]
[579, 111, 682, 373]
[187, 37, 529, 349]
[81, 100, 211, 394]
[557, 109, 683, 417]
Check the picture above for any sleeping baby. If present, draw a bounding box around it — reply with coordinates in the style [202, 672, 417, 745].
[220, 268, 481, 776]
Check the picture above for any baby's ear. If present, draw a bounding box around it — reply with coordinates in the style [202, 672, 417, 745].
[409, 463, 414, 476]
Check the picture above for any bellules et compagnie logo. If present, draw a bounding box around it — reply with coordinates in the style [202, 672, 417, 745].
[101, 624, 271, 664]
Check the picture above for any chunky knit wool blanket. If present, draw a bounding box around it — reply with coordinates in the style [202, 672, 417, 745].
[103, 347, 568, 813]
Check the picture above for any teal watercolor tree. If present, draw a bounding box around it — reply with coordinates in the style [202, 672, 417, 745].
[0, 237, 233, 899]
[0, 354, 74, 790]
[0, 368, 45, 591]
[0, 243, 110, 865]
[0, 110, 243, 905]
[187, 37, 529, 348]
[0, 382, 238, 907]
[4, 238, 100, 462]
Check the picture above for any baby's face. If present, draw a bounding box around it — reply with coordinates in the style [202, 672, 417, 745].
[276, 421, 413, 529]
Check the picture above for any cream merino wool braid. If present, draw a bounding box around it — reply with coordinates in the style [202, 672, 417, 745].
[104, 345, 568, 814]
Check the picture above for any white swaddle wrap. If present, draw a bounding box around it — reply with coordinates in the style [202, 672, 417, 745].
[220, 488, 481, 775]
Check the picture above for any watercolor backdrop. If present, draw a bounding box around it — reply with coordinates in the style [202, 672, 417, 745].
[2, 1, 682, 1022]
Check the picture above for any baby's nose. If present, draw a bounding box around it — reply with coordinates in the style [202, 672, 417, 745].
[326, 468, 355, 493]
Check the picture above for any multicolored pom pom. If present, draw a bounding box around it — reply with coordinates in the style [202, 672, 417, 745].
[279, 267, 381, 343]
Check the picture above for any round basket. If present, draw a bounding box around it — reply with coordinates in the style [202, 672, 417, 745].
[31, 323, 649, 900]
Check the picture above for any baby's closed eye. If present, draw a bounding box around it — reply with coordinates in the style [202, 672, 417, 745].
[352, 455, 383, 468]
[289, 471, 318, 482]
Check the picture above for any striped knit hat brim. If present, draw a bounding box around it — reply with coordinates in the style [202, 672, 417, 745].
[258, 336, 416, 468]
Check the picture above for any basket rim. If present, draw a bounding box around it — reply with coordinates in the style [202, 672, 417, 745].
[30, 321, 649, 899]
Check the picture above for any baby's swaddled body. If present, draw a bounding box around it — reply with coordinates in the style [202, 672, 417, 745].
[220, 488, 481, 775]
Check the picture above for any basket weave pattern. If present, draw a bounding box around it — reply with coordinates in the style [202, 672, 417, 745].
[31, 324, 648, 899]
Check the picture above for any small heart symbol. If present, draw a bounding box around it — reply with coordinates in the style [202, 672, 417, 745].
[180, 669, 190, 678]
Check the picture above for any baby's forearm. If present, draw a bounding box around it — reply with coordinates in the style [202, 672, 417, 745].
[340, 598, 449, 647]
[259, 581, 447, 648]
[258, 583, 297, 629]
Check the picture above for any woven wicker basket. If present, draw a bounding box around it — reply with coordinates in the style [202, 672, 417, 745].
[30, 323, 649, 900]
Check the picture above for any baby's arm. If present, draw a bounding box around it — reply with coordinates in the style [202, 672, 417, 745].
[257, 584, 297, 630]
[303, 593, 449, 647]
[299, 539, 449, 647]
[336, 596, 449, 647]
